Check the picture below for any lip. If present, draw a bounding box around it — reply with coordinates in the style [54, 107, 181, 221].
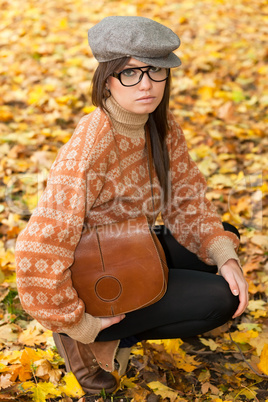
[136, 96, 155, 102]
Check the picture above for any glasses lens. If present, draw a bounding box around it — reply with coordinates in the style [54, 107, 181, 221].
[120, 67, 169, 86]
[147, 67, 169, 82]
[120, 68, 141, 86]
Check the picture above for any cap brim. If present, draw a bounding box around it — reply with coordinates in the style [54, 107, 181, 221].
[134, 52, 181, 68]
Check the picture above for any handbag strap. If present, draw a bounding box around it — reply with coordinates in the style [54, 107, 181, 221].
[145, 122, 156, 225]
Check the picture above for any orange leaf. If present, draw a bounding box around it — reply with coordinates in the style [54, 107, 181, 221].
[257, 344, 268, 375]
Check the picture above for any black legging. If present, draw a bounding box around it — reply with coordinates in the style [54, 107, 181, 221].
[95, 223, 240, 344]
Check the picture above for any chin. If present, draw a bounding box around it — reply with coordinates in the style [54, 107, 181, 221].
[135, 105, 158, 114]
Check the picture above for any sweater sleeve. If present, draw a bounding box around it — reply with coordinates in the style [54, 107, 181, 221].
[162, 114, 240, 269]
[15, 119, 104, 343]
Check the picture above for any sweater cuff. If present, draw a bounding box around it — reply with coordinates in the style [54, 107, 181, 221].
[208, 238, 242, 274]
[61, 313, 102, 344]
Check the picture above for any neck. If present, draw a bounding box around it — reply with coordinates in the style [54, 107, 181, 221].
[105, 96, 149, 138]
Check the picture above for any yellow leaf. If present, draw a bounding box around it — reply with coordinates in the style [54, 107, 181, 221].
[228, 330, 259, 345]
[251, 310, 267, 319]
[0, 324, 20, 343]
[21, 381, 61, 402]
[18, 347, 56, 382]
[179, 16, 187, 24]
[0, 270, 5, 285]
[0, 107, 13, 122]
[66, 58, 83, 67]
[82, 105, 96, 114]
[34, 359, 52, 377]
[28, 86, 46, 105]
[120, 375, 137, 389]
[147, 381, 178, 402]
[247, 300, 266, 311]
[257, 344, 268, 375]
[248, 281, 267, 295]
[152, 339, 201, 372]
[0, 363, 7, 371]
[20, 347, 43, 367]
[237, 323, 262, 332]
[250, 235, 268, 250]
[173, 354, 201, 373]
[18, 327, 51, 346]
[210, 51, 222, 59]
[0, 249, 15, 269]
[257, 65, 268, 75]
[197, 86, 215, 101]
[18, 348, 42, 381]
[198, 369, 211, 383]
[246, 332, 268, 356]
[59, 372, 85, 398]
[200, 338, 219, 351]
[161, 339, 184, 355]
[34, 381, 61, 400]
[237, 386, 258, 400]
[4, 364, 22, 382]
[214, 399, 232, 402]
[122, 385, 150, 401]
[55, 95, 77, 105]
[208, 129, 223, 141]
[17, 366, 32, 382]
[130, 343, 144, 356]
[207, 174, 235, 189]
[59, 18, 68, 29]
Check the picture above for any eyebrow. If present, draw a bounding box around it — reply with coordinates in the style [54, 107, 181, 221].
[124, 63, 148, 68]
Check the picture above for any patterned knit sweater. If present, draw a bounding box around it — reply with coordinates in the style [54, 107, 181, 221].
[15, 96, 240, 344]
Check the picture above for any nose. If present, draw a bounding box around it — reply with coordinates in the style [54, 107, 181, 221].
[139, 72, 153, 90]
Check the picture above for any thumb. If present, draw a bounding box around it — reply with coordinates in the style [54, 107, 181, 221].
[100, 314, 126, 331]
[111, 314, 126, 324]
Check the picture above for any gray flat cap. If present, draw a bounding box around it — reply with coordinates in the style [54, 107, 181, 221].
[88, 16, 181, 68]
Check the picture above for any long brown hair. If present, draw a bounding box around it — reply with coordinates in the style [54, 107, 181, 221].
[91, 58, 170, 203]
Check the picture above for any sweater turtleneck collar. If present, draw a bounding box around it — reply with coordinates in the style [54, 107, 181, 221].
[105, 96, 149, 138]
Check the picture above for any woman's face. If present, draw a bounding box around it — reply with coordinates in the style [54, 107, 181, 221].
[107, 58, 167, 115]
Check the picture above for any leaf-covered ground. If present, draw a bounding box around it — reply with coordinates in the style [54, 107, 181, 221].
[0, 0, 267, 401]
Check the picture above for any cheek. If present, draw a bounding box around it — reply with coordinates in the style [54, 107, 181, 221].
[159, 82, 166, 97]
[155, 82, 166, 105]
[108, 77, 124, 96]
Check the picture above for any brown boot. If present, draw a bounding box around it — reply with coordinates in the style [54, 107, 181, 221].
[53, 333, 117, 394]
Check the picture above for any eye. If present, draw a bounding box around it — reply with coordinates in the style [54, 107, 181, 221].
[149, 67, 162, 73]
[121, 68, 138, 77]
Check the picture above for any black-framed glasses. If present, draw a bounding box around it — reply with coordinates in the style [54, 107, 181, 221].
[111, 66, 170, 87]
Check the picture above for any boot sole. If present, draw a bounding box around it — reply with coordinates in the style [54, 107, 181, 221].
[52, 333, 117, 394]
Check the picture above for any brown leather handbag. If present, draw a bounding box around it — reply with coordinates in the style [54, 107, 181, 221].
[70, 215, 168, 317]
[70, 128, 168, 317]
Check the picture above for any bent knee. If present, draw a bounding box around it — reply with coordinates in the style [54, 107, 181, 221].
[210, 277, 239, 320]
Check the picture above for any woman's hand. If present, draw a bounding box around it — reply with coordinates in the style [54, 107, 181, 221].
[100, 314, 126, 331]
[220, 259, 248, 318]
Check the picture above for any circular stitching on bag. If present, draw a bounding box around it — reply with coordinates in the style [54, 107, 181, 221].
[95, 276, 122, 302]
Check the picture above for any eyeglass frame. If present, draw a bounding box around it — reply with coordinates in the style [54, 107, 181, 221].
[111, 65, 170, 87]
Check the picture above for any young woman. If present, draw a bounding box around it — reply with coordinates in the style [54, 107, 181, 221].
[15, 16, 248, 394]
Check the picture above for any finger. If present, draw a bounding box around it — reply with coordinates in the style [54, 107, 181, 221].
[227, 276, 240, 297]
[112, 314, 126, 324]
[220, 264, 248, 319]
[232, 286, 249, 318]
[224, 274, 246, 317]
[232, 302, 244, 318]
